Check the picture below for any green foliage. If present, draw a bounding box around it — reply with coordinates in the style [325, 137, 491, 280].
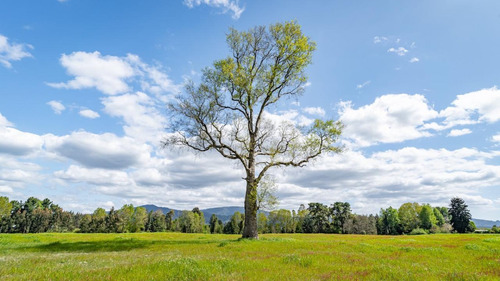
[165, 210, 175, 231]
[130, 207, 148, 233]
[268, 209, 295, 233]
[467, 221, 477, 233]
[147, 210, 167, 232]
[433, 207, 445, 226]
[303, 203, 330, 233]
[449, 197, 472, 233]
[491, 225, 500, 233]
[224, 212, 244, 234]
[330, 202, 351, 234]
[177, 209, 205, 233]
[257, 212, 268, 234]
[0, 196, 12, 218]
[409, 228, 428, 235]
[343, 214, 377, 235]
[419, 204, 437, 230]
[378, 207, 400, 235]
[398, 202, 421, 234]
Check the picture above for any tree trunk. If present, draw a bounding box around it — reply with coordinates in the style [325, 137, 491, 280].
[242, 179, 259, 238]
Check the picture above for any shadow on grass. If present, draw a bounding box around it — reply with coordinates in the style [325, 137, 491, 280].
[19, 237, 236, 253]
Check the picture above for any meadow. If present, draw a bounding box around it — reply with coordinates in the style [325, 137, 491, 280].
[0, 232, 499, 280]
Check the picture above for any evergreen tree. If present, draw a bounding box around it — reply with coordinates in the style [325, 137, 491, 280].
[449, 197, 472, 233]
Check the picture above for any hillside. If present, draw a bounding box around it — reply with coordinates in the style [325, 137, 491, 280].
[472, 218, 500, 228]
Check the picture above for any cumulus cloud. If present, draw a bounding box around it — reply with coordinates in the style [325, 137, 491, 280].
[102, 92, 167, 143]
[54, 165, 133, 186]
[387, 47, 408, 56]
[447, 128, 472, 137]
[282, 147, 500, 216]
[0, 34, 33, 68]
[302, 107, 325, 117]
[440, 86, 500, 126]
[47, 51, 135, 95]
[79, 109, 100, 119]
[183, 0, 245, 19]
[0, 154, 43, 192]
[44, 131, 151, 169]
[47, 100, 66, 114]
[0, 114, 43, 156]
[339, 94, 438, 146]
[48, 52, 179, 97]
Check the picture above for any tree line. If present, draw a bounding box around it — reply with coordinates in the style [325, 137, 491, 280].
[1, 196, 495, 234]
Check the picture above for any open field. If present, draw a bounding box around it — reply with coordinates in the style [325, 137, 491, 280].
[0, 233, 499, 280]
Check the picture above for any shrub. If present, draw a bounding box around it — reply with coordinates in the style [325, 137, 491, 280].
[409, 228, 428, 235]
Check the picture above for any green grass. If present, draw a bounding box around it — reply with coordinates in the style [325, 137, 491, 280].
[0, 233, 499, 280]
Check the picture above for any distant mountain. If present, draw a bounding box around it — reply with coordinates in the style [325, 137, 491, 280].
[202, 206, 246, 223]
[472, 218, 500, 228]
[140, 205, 266, 223]
[140, 204, 183, 218]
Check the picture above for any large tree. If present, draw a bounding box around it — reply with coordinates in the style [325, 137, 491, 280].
[164, 21, 343, 238]
[449, 197, 472, 233]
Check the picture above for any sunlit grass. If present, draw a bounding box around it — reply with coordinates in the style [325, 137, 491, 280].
[0, 232, 499, 280]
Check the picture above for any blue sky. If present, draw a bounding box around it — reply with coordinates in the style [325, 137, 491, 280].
[1, 0, 499, 219]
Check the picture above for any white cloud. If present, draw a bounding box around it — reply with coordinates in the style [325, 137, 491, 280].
[0, 185, 13, 193]
[0, 34, 33, 68]
[0, 113, 12, 127]
[440, 86, 500, 126]
[47, 51, 135, 95]
[102, 92, 167, 143]
[448, 128, 472, 137]
[282, 147, 500, 216]
[125, 54, 181, 98]
[302, 107, 325, 117]
[409, 57, 420, 63]
[54, 165, 133, 186]
[79, 109, 100, 119]
[0, 127, 44, 156]
[0, 114, 43, 156]
[0, 154, 43, 192]
[47, 100, 66, 114]
[373, 36, 388, 44]
[387, 47, 409, 56]
[356, 80, 371, 89]
[44, 131, 151, 169]
[48, 52, 180, 99]
[492, 133, 500, 143]
[183, 0, 245, 19]
[339, 94, 438, 146]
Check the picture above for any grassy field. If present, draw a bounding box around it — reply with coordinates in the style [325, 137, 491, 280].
[0, 233, 499, 280]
